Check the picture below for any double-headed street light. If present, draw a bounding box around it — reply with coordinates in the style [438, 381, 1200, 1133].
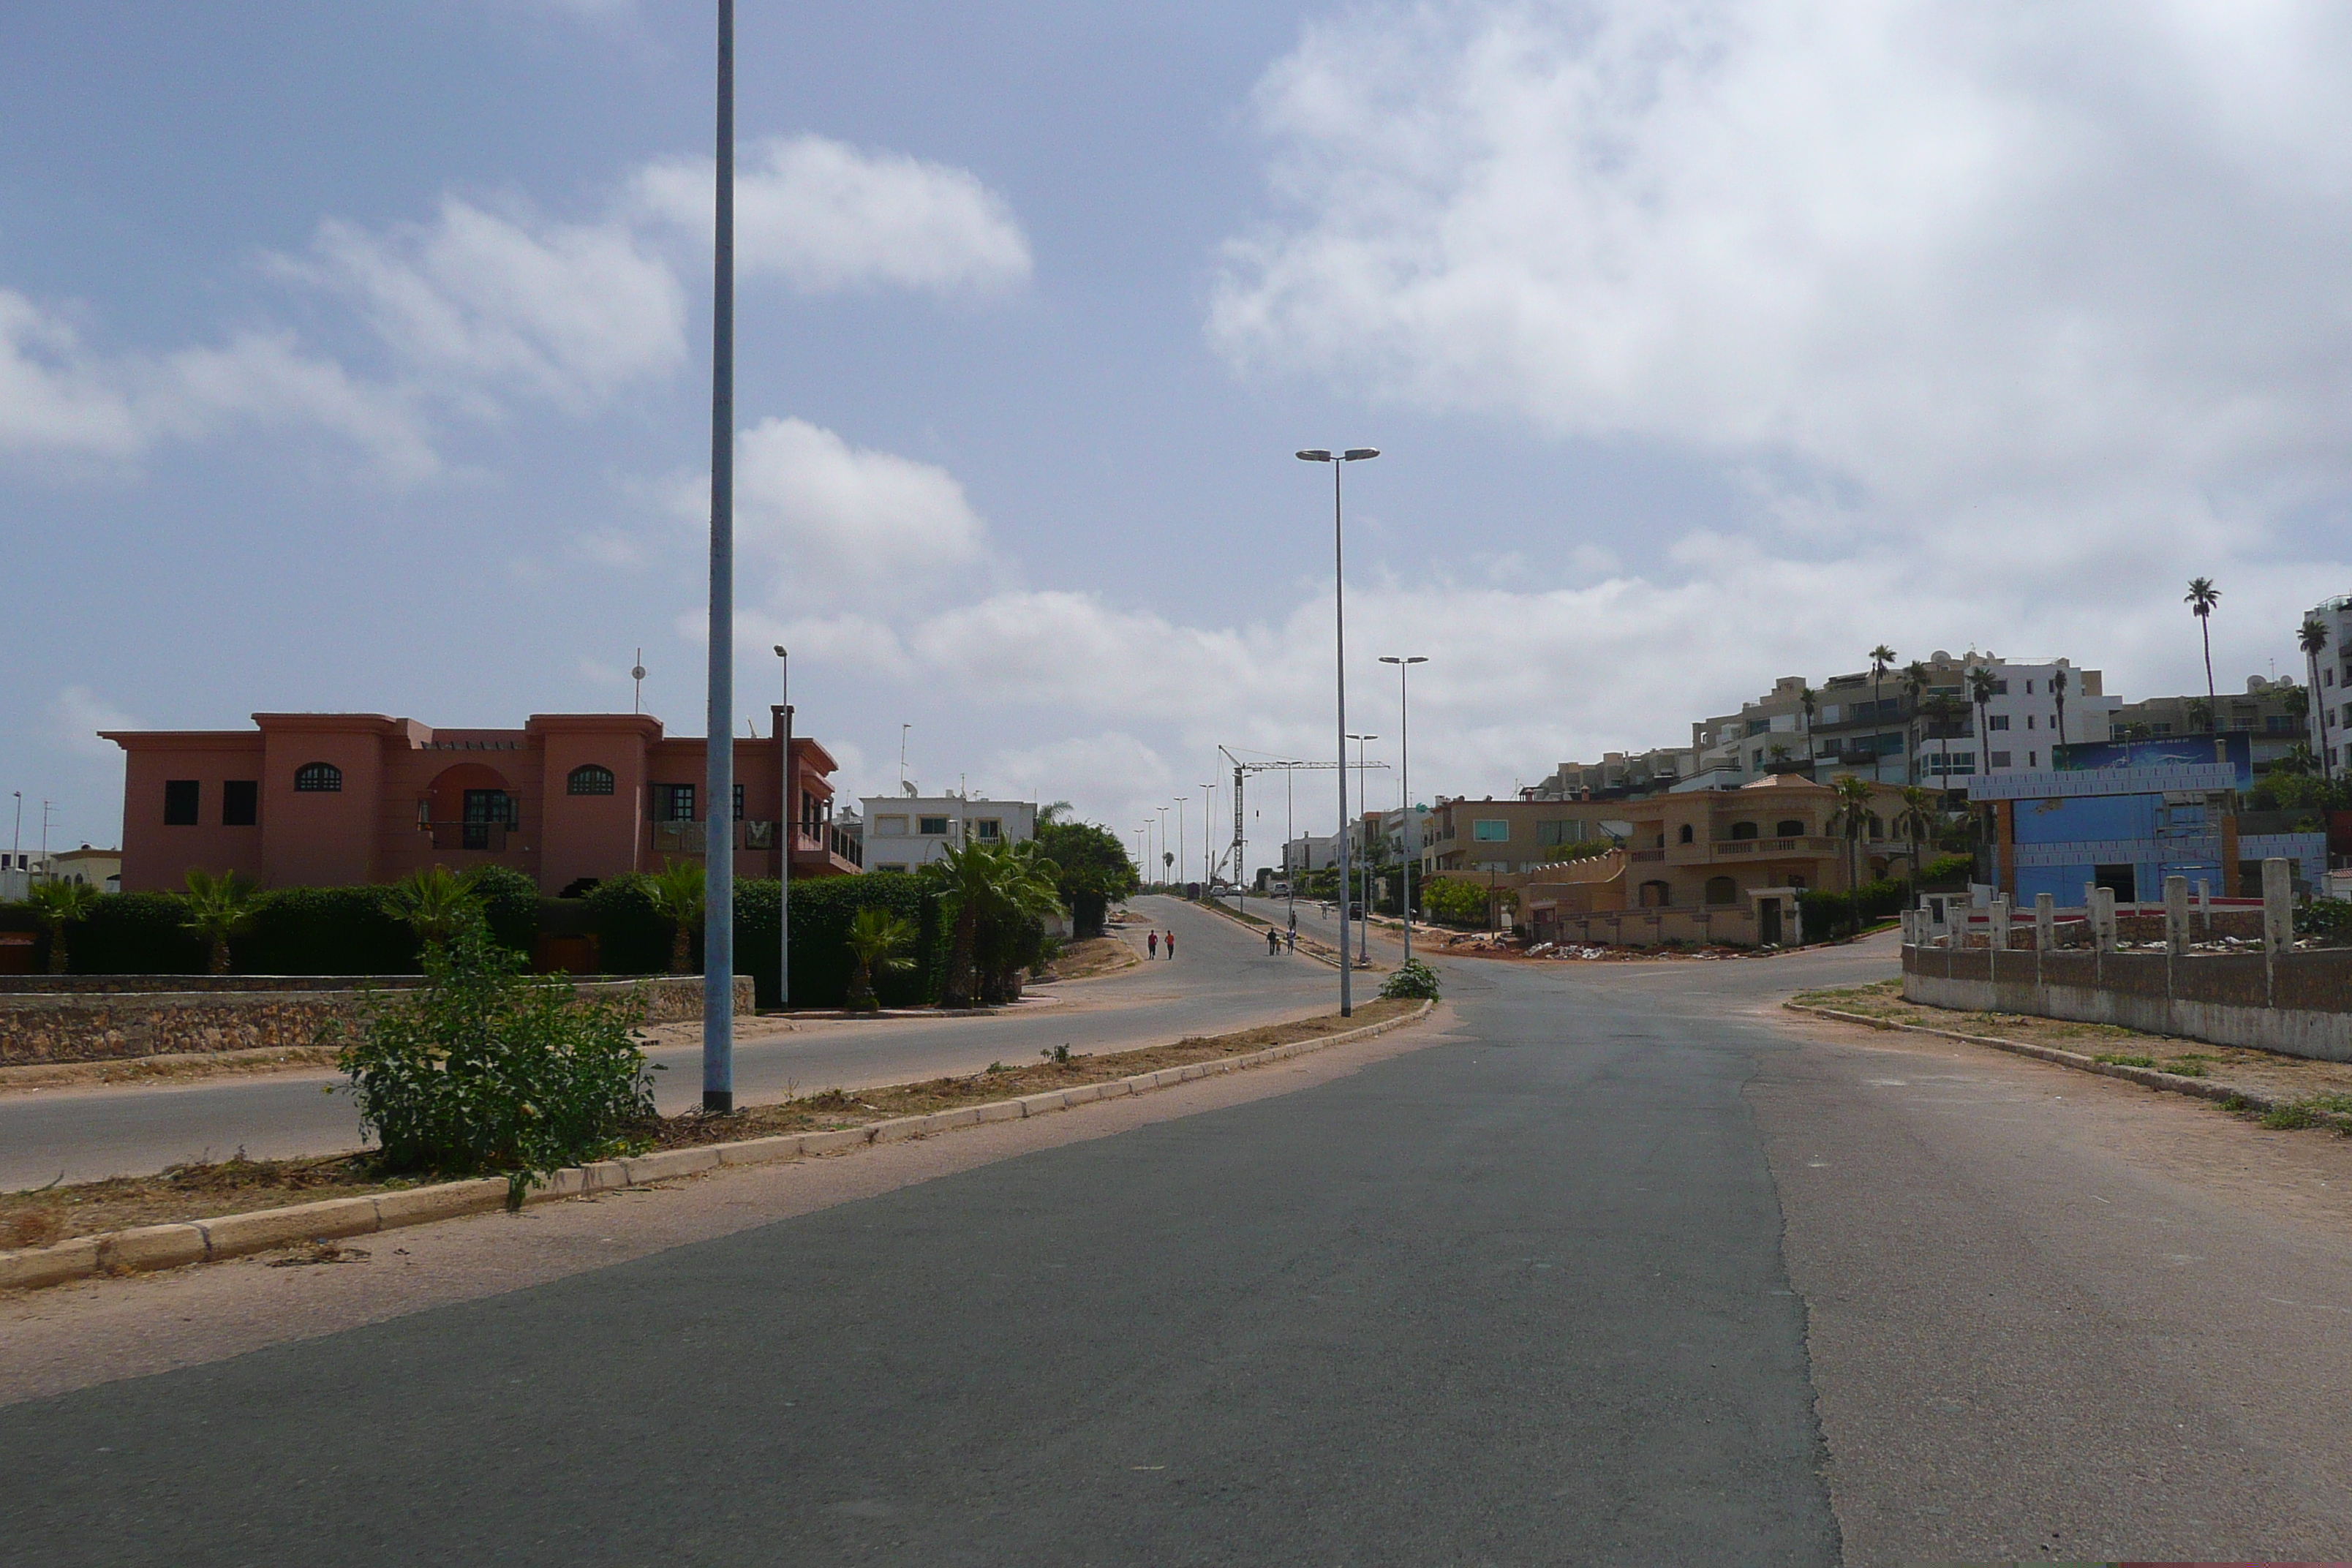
[1297, 445, 1379, 1014]
[1379, 656, 1428, 965]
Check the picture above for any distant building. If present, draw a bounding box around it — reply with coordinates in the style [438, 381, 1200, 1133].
[2303, 594, 2352, 769]
[105, 710, 859, 894]
[1968, 734, 2323, 903]
[858, 794, 1036, 874]
[1422, 796, 1622, 877]
[0, 846, 116, 901]
[1281, 833, 1341, 876]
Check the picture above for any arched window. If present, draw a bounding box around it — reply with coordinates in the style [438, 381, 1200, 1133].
[1867, 813, 1886, 840]
[1704, 875, 1738, 905]
[1730, 821, 1759, 840]
[294, 761, 342, 793]
[1776, 819, 1807, 837]
[1677, 823, 1694, 844]
[567, 764, 616, 796]
[1639, 880, 1671, 908]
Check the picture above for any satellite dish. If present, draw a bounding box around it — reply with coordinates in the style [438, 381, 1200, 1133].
[630, 664, 647, 682]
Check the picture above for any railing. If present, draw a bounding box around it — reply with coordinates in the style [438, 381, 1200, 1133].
[1629, 848, 1665, 862]
[650, 818, 864, 867]
[650, 820, 706, 854]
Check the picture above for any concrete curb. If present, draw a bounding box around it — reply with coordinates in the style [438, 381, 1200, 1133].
[0, 1000, 1437, 1294]
[1780, 1001, 2345, 1127]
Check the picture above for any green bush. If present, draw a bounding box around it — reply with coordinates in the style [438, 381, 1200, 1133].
[2296, 897, 2352, 940]
[69, 892, 206, 973]
[1918, 852, 1975, 887]
[241, 886, 418, 974]
[736, 872, 945, 1009]
[1379, 958, 1441, 1000]
[1422, 878, 1493, 928]
[338, 919, 657, 1200]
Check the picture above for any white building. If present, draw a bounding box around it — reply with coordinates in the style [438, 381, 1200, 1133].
[2303, 594, 2352, 770]
[0, 845, 120, 901]
[1281, 833, 1341, 875]
[857, 794, 1036, 873]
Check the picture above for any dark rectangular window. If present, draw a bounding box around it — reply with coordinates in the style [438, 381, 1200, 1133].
[653, 783, 696, 822]
[222, 780, 259, 826]
[733, 783, 745, 821]
[163, 780, 200, 826]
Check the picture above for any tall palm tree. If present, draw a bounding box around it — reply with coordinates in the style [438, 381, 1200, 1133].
[1900, 660, 1929, 783]
[1869, 645, 1897, 783]
[382, 864, 483, 952]
[1893, 785, 1939, 903]
[182, 868, 263, 976]
[2185, 577, 2221, 728]
[1968, 665, 1999, 774]
[843, 905, 916, 1011]
[1797, 684, 1817, 772]
[1828, 775, 1876, 934]
[933, 837, 1063, 1006]
[27, 879, 102, 975]
[2301, 617, 2331, 780]
[1922, 692, 1964, 789]
[2050, 665, 2069, 765]
[645, 859, 705, 976]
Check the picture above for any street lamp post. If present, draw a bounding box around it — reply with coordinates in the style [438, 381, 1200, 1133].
[702, 0, 737, 1115]
[1347, 734, 1379, 965]
[772, 645, 790, 1011]
[1297, 446, 1379, 1014]
[1380, 655, 1428, 965]
[1157, 806, 1169, 889]
[1174, 798, 1186, 895]
[1199, 783, 1215, 892]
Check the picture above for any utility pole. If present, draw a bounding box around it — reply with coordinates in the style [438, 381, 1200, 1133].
[1382, 655, 1428, 964]
[701, 0, 737, 1115]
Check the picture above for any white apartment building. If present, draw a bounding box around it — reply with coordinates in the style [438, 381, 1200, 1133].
[1281, 832, 1342, 875]
[2304, 594, 2352, 770]
[856, 794, 1036, 873]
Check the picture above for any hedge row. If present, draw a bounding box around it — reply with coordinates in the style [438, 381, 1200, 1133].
[587, 871, 948, 1009]
[1797, 878, 1910, 937]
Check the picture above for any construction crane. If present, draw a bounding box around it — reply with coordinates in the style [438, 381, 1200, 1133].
[1218, 746, 1385, 901]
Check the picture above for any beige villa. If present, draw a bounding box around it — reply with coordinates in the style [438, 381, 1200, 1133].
[1474, 774, 1916, 948]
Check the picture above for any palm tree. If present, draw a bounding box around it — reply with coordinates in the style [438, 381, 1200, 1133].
[2301, 617, 2331, 780]
[1968, 665, 1999, 774]
[1900, 661, 1929, 782]
[934, 837, 1064, 1006]
[2185, 577, 2221, 728]
[1922, 692, 1964, 789]
[843, 905, 916, 1011]
[645, 859, 705, 976]
[1869, 645, 1897, 783]
[182, 868, 263, 976]
[1828, 775, 1876, 935]
[27, 879, 102, 975]
[382, 865, 482, 951]
[2049, 665, 2070, 765]
[1893, 785, 1939, 903]
[1797, 684, 1817, 772]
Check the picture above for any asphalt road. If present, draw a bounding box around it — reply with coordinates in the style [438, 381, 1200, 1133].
[0, 895, 1335, 1188]
[10, 930, 2352, 1563]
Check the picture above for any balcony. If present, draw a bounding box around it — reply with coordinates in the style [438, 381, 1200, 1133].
[424, 822, 513, 853]
[649, 818, 864, 871]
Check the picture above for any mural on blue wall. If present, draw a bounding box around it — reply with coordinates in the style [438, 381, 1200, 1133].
[2053, 734, 2252, 787]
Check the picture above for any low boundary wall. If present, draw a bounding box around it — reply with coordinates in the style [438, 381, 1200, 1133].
[0, 976, 755, 1067]
[1901, 943, 2352, 1061]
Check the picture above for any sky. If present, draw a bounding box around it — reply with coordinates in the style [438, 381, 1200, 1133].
[7, 0, 2352, 877]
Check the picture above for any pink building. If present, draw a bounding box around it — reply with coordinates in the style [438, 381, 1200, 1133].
[105, 710, 861, 894]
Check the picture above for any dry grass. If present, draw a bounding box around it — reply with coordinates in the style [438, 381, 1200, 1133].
[0, 1046, 344, 1094]
[1, 999, 1423, 1249]
[0, 1155, 420, 1249]
[1036, 936, 1139, 983]
[650, 998, 1420, 1149]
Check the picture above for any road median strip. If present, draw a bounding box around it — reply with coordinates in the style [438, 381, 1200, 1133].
[0, 998, 1435, 1294]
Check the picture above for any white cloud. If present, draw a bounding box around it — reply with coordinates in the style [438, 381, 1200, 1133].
[632, 135, 1032, 295]
[0, 289, 437, 481]
[1212, 0, 2352, 533]
[289, 197, 687, 413]
[50, 686, 136, 759]
[713, 416, 989, 601]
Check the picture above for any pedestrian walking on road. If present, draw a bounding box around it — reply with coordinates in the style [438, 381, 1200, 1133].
[1285, 928, 1296, 954]
[1147, 930, 1158, 959]
[1267, 927, 1281, 956]
[1164, 930, 1177, 960]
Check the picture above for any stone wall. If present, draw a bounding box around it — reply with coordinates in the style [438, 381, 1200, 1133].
[1901, 943, 2352, 1061]
[0, 975, 755, 1067]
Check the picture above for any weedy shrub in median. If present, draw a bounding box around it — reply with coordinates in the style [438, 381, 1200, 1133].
[338, 918, 659, 1203]
[1380, 958, 1441, 1001]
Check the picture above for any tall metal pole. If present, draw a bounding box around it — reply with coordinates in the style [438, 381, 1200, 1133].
[774, 646, 790, 1012]
[1333, 459, 1351, 1014]
[701, 0, 736, 1114]
[1200, 782, 1213, 889]
[1284, 766, 1295, 931]
[1175, 798, 1186, 894]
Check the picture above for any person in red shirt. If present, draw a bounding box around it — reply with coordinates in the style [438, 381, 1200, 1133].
[1164, 930, 1177, 960]
[1147, 930, 1158, 959]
